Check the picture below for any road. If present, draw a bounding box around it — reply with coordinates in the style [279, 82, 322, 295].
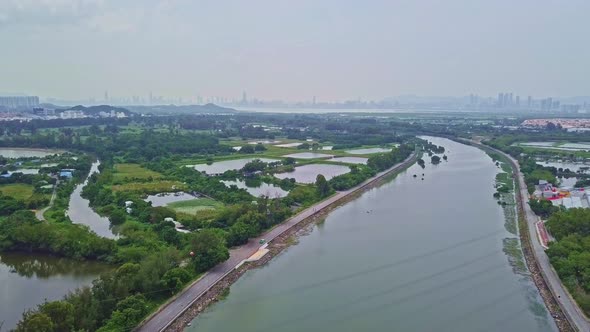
[137, 152, 417, 332]
[472, 141, 590, 332]
[35, 179, 59, 221]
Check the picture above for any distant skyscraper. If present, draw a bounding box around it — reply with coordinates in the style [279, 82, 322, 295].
[527, 96, 532, 108]
[241, 91, 247, 104]
[515, 95, 520, 107]
[0, 96, 39, 110]
[104, 91, 109, 102]
[498, 93, 504, 107]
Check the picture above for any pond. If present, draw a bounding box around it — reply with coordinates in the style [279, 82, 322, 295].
[0, 148, 63, 159]
[330, 157, 368, 165]
[67, 161, 120, 239]
[188, 137, 555, 332]
[345, 147, 391, 154]
[283, 152, 333, 159]
[274, 164, 350, 184]
[0, 252, 111, 331]
[536, 161, 590, 173]
[192, 158, 280, 175]
[6, 168, 40, 175]
[518, 142, 590, 151]
[145, 192, 200, 207]
[221, 180, 289, 198]
[275, 143, 303, 148]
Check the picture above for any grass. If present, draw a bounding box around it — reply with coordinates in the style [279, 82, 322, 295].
[111, 181, 187, 193]
[113, 163, 162, 181]
[167, 198, 223, 215]
[0, 183, 34, 200]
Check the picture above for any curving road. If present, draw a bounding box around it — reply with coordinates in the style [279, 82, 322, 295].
[471, 140, 590, 332]
[35, 179, 59, 221]
[136, 152, 417, 332]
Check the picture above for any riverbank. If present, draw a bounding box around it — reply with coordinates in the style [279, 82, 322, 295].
[461, 138, 575, 332]
[137, 151, 418, 332]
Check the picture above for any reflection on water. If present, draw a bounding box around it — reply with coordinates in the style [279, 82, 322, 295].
[67, 161, 119, 239]
[192, 158, 280, 175]
[0, 252, 110, 330]
[0, 148, 63, 159]
[145, 192, 199, 207]
[221, 180, 289, 198]
[189, 137, 556, 332]
[274, 164, 350, 184]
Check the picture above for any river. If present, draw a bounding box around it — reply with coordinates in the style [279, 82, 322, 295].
[67, 161, 119, 239]
[187, 137, 556, 332]
[0, 252, 110, 330]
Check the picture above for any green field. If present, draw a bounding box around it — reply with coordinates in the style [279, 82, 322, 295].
[0, 183, 34, 200]
[111, 181, 186, 193]
[167, 198, 223, 215]
[113, 163, 162, 181]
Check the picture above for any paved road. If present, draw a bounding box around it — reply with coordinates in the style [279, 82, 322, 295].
[35, 179, 59, 221]
[137, 152, 417, 332]
[472, 141, 590, 332]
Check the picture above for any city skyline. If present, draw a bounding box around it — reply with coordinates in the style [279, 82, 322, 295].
[1, 0, 589, 101]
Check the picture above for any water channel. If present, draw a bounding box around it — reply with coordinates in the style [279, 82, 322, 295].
[187, 137, 556, 332]
[67, 161, 119, 239]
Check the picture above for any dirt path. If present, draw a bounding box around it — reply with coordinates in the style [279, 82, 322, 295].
[35, 179, 59, 221]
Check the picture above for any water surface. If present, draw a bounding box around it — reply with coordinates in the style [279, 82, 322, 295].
[283, 152, 333, 159]
[274, 164, 350, 184]
[345, 147, 391, 154]
[221, 180, 289, 198]
[189, 137, 555, 332]
[67, 161, 119, 239]
[0, 252, 110, 330]
[0, 148, 63, 159]
[145, 192, 199, 207]
[330, 157, 368, 165]
[193, 158, 279, 175]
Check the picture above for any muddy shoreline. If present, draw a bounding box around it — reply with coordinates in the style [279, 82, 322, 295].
[165, 158, 415, 331]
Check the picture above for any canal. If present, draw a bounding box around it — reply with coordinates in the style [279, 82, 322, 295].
[67, 161, 119, 239]
[187, 137, 556, 332]
[0, 252, 110, 330]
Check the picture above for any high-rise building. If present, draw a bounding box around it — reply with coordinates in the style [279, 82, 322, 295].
[498, 93, 504, 107]
[241, 91, 248, 104]
[0, 96, 39, 110]
[527, 96, 532, 108]
[515, 96, 520, 107]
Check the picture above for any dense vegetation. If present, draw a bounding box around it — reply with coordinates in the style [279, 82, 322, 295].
[546, 208, 590, 315]
[0, 111, 426, 331]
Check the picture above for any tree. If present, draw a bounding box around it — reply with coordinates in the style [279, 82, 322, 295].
[239, 145, 255, 154]
[39, 301, 75, 332]
[109, 209, 127, 225]
[254, 143, 267, 151]
[316, 174, 331, 198]
[15, 312, 54, 332]
[189, 229, 229, 272]
[431, 155, 441, 164]
[161, 267, 192, 293]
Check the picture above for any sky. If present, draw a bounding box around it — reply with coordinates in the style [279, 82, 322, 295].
[1, 0, 589, 102]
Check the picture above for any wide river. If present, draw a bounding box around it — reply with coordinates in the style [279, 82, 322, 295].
[188, 137, 556, 332]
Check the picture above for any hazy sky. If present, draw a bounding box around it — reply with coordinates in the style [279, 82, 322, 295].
[1, 0, 589, 101]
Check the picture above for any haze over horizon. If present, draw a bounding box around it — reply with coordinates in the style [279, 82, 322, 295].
[1, 0, 589, 101]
